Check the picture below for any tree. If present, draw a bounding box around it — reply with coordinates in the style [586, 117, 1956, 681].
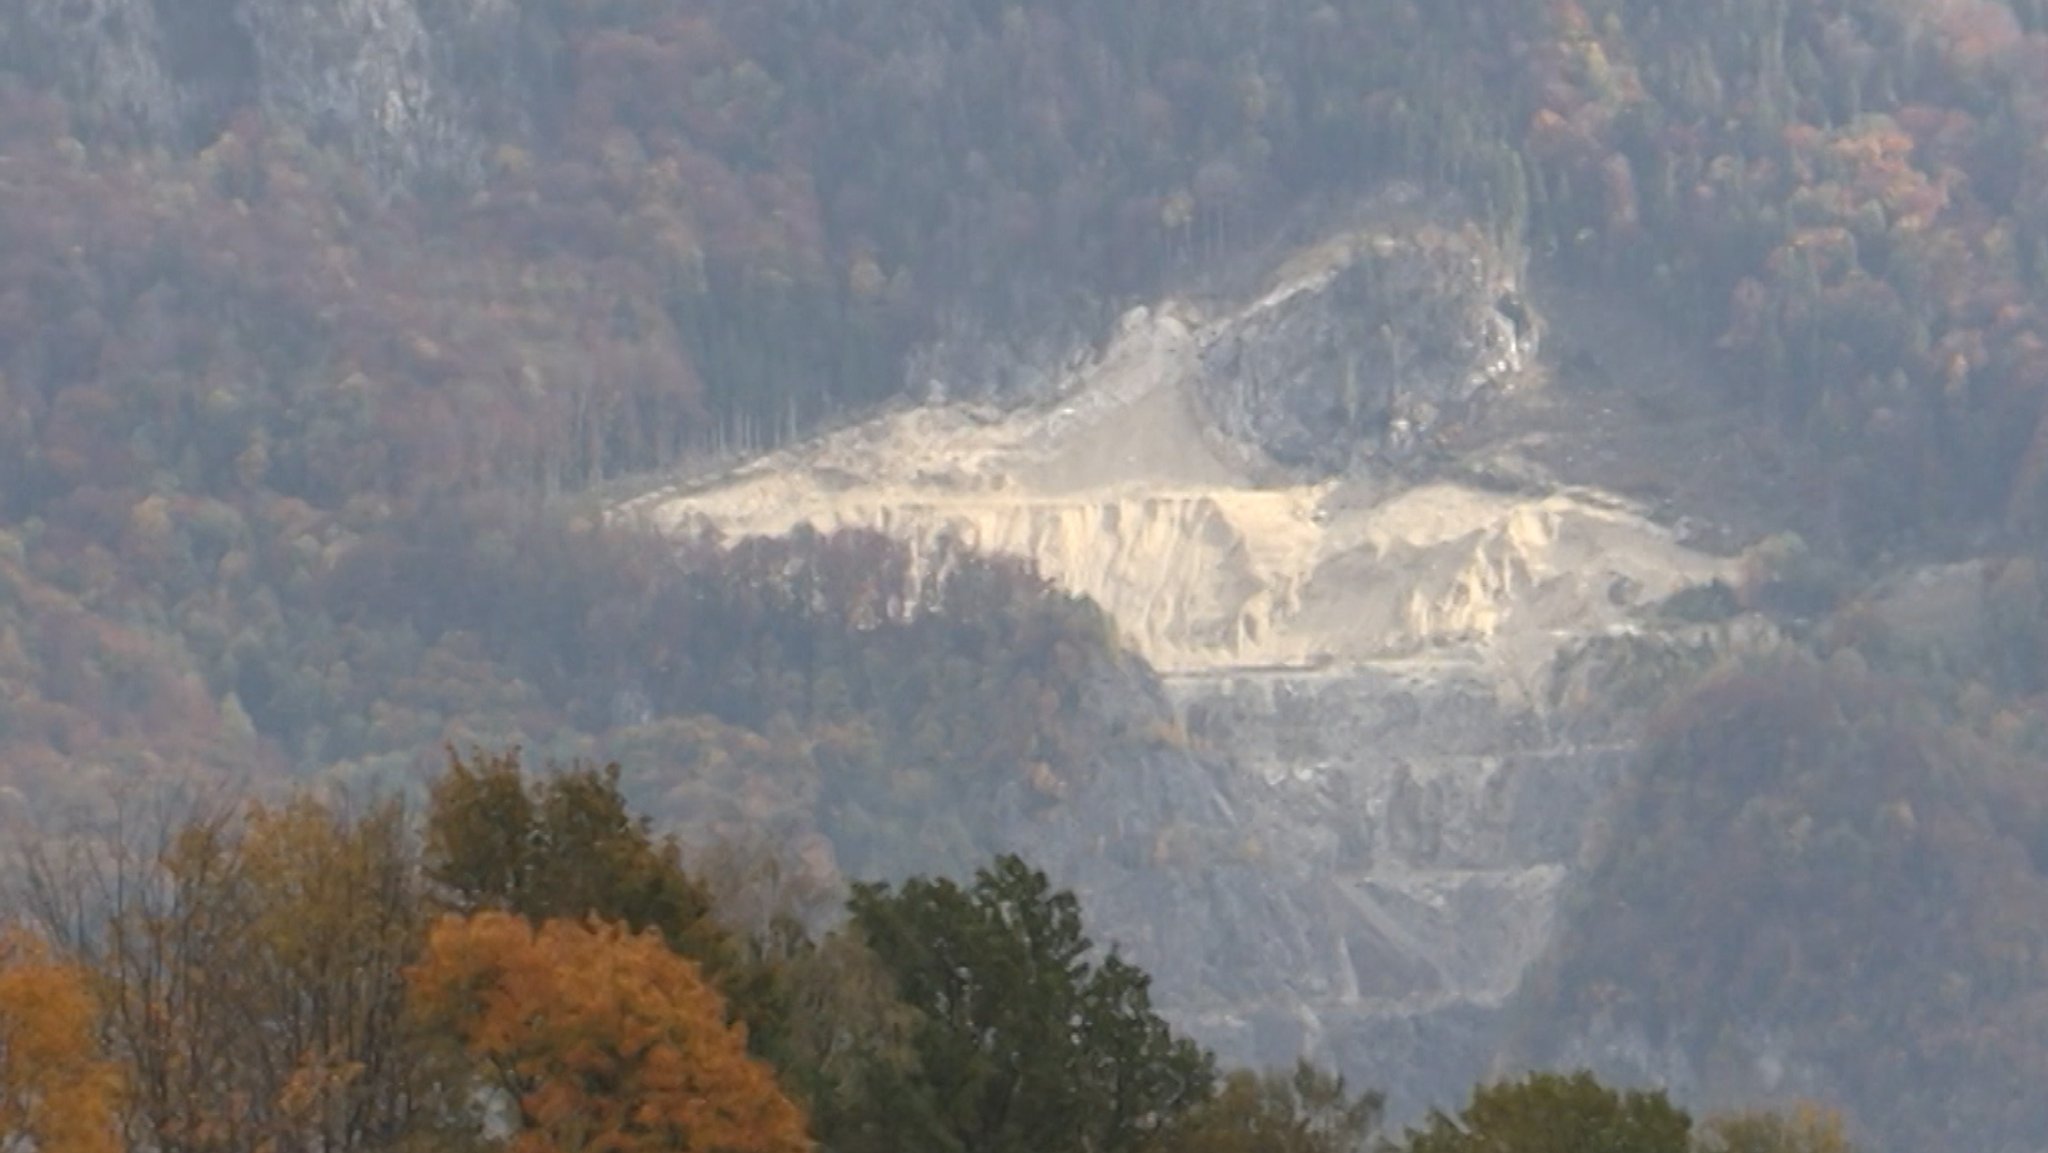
[225, 798, 452, 1153]
[846, 854, 1214, 1153]
[756, 929, 921, 1150]
[1157, 1060, 1383, 1153]
[405, 912, 808, 1153]
[1696, 1106, 1856, 1153]
[18, 796, 460, 1153]
[423, 747, 779, 1045]
[425, 747, 735, 964]
[1397, 1071, 1691, 1153]
[0, 928, 120, 1153]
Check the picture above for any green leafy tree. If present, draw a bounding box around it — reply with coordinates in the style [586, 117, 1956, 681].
[425, 747, 727, 953]
[1397, 1071, 1691, 1153]
[1157, 1060, 1382, 1153]
[423, 747, 783, 1047]
[846, 854, 1214, 1153]
[1696, 1106, 1856, 1153]
[772, 930, 923, 1148]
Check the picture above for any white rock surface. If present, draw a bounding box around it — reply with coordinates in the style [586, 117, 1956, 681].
[621, 235, 1727, 691]
[620, 225, 1753, 1113]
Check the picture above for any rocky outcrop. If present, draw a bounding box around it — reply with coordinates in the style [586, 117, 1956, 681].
[8, 0, 527, 187]
[237, 0, 526, 189]
[621, 208, 1769, 1119]
[1193, 188, 1536, 476]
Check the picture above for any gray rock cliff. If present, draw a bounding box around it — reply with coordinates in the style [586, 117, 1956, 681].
[9, 0, 528, 188]
[1193, 192, 1536, 477]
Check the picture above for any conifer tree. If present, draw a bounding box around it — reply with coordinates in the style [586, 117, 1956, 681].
[846, 854, 1214, 1153]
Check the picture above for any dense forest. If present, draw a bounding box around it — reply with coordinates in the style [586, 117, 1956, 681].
[7, 0, 2048, 811]
[8, 0, 2048, 827]
[0, 749, 1854, 1153]
[0, 0, 1527, 829]
[5, 0, 2048, 1150]
[1516, 645, 2048, 1133]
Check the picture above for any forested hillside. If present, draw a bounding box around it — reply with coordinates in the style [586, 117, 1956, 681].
[0, 0, 1522, 819]
[12, 0, 2048, 811]
[1516, 648, 2048, 1143]
[5, 0, 2048, 819]
[7, 2, 2048, 1150]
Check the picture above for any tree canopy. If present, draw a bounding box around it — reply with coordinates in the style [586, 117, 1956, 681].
[846, 854, 1215, 1153]
[425, 746, 735, 967]
[1697, 1106, 1857, 1153]
[407, 912, 809, 1153]
[1158, 1061, 1384, 1153]
[0, 929, 121, 1153]
[5, 751, 1867, 1153]
[1396, 1071, 1692, 1153]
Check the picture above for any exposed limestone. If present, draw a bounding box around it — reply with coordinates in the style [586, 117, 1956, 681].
[621, 216, 1760, 1116]
[623, 224, 1721, 691]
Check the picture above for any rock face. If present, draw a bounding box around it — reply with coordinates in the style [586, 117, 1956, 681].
[8, 0, 526, 187]
[1194, 191, 1536, 476]
[622, 205, 1768, 1118]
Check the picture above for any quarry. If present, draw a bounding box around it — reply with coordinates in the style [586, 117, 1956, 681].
[615, 191, 1801, 1108]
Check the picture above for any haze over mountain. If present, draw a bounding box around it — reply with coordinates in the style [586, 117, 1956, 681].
[6, 2, 2048, 1151]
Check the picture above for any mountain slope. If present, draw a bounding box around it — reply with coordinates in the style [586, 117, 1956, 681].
[10, 3, 2048, 1149]
[626, 205, 1784, 1116]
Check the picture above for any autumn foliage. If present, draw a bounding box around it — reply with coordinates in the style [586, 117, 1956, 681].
[407, 912, 809, 1153]
[19, 797, 450, 1153]
[4, 752, 1868, 1153]
[0, 3, 2039, 1147]
[0, 928, 121, 1153]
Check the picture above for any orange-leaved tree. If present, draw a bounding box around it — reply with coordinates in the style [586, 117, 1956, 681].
[406, 911, 809, 1153]
[19, 797, 455, 1153]
[0, 927, 121, 1153]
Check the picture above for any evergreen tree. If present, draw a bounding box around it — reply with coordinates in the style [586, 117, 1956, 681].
[845, 854, 1214, 1153]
